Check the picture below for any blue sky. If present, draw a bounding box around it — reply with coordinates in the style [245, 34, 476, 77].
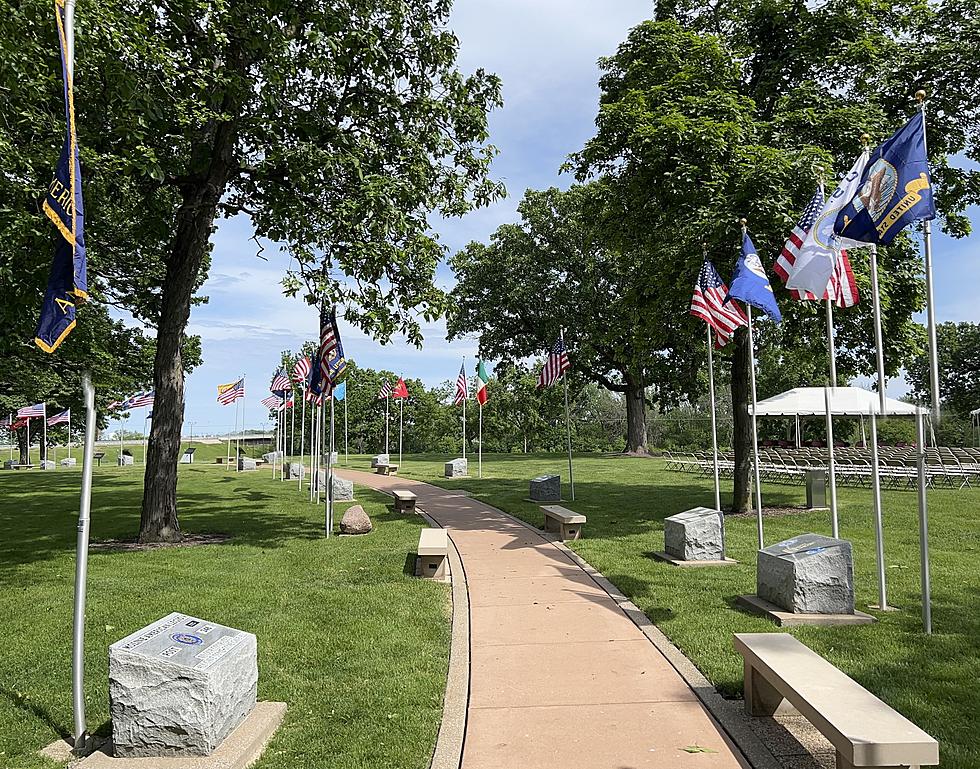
[161, 0, 978, 435]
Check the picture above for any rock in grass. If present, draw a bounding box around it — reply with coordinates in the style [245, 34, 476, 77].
[340, 504, 372, 535]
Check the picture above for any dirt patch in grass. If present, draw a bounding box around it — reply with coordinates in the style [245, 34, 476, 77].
[90, 533, 232, 552]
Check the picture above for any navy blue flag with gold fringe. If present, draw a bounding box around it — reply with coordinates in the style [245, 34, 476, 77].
[35, 0, 87, 353]
[834, 113, 936, 245]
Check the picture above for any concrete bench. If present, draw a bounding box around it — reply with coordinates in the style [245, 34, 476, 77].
[392, 489, 417, 512]
[416, 528, 449, 581]
[734, 633, 938, 769]
[540, 505, 586, 541]
[375, 463, 399, 476]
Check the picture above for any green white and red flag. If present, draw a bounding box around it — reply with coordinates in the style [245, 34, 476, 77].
[475, 361, 489, 406]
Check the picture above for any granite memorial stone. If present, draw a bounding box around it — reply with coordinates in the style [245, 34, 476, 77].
[332, 475, 354, 501]
[529, 474, 560, 501]
[261, 451, 283, 464]
[238, 457, 257, 471]
[664, 507, 724, 561]
[371, 453, 390, 468]
[109, 612, 257, 757]
[444, 458, 468, 478]
[60, 457, 77, 467]
[40, 459, 56, 470]
[340, 504, 372, 535]
[286, 462, 305, 480]
[757, 533, 854, 614]
[2, 460, 14, 469]
[118, 454, 134, 466]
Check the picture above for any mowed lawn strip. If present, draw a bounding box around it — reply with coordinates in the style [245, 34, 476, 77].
[353, 452, 978, 769]
[0, 462, 449, 769]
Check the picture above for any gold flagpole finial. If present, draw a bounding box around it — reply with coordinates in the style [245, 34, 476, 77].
[915, 89, 927, 103]
[860, 133, 871, 148]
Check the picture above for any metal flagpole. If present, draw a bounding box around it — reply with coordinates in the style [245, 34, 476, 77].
[479, 403, 483, 479]
[290, 390, 295, 459]
[27, 417, 31, 466]
[561, 330, 575, 501]
[235, 385, 242, 472]
[399, 397, 403, 467]
[315, 401, 322, 503]
[326, 394, 334, 537]
[869, 406, 888, 610]
[309, 399, 317, 502]
[706, 324, 723, 549]
[462, 358, 467, 461]
[917, 91, 941, 422]
[915, 408, 933, 633]
[746, 305, 764, 549]
[72, 373, 95, 749]
[344, 393, 348, 465]
[869, 244, 888, 414]
[824, 386, 839, 538]
[299, 389, 306, 491]
[826, 300, 838, 386]
[385, 396, 390, 455]
[42, 403, 47, 464]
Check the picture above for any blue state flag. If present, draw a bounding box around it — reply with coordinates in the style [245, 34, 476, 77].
[834, 114, 935, 245]
[332, 381, 347, 401]
[725, 233, 782, 322]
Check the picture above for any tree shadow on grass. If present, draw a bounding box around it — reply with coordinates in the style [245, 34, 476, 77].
[0, 685, 70, 741]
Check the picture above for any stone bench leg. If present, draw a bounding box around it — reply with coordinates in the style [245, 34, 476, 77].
[560, 522, 582, 541]
[744, 662, 797, 717]
[543, 516, 559, 535]
[416, 554, 447, 580]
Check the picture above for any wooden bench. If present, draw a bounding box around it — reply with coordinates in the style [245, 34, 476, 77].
[540, 505, 586, 541]
[392, 489, 417, 512]
[416, 528, 449, 581]
[734, 633, 938, 769]
[375, 463, 399, 476]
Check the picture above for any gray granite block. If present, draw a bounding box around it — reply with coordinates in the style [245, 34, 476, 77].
[109, 613, 257, 757]
[444, 458, 468, 477]
[529, 474, 560, 501]
[664, 507, 724, 561]
[757, 534, 854, 614]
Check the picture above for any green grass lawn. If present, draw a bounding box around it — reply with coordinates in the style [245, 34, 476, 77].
[349, 451, 978, 769]
[0, 461, 448, 769]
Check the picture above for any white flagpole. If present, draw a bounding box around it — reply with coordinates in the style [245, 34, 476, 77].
[142, 410, 148, 464]
[344, 392, 348, 466]
[226, 403, 231, 469]
[560, 330, 575, 501]
[479, 402, 483, 479]
[72, 373, 95, 749]
[315, 400, 322, 503]
[290, 389, 295, 459]
[869, 406, 888, 609]
[916, 91, 941, 422]
[385, 396, 390, 455]
[869, 243, 888, 414]
[915, 408, 933, 633]
[399, 396, 403, 467]
[235, 387, 241, 472]
[299, 389, 306, 491]
[826, 300, 838, 386]
[43, 403, 47, 464]
[27, 417, 31, 466]
[309, 399, 317, 502]
[462, 358, 466, 460]
[706, 325, 722, 539]
[824, 386, 839, 538]
[68, 408, 72, 459]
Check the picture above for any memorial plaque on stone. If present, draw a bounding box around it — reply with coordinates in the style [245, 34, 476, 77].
[332, 474, 354, 501]
[238, 457, 257, 471]
[371, 453, 390, 468]
[664, 507, 723, 561]
[60, 457, 77, 467]
[118, 454, 134, 466]
[109, 612, 257, 758]
[529, 474, 560, 501]
[757, 533, 854, 615]
[444, 457, 468, 477]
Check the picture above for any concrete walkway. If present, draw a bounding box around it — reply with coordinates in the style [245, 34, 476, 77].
[338, 469, 751, 769]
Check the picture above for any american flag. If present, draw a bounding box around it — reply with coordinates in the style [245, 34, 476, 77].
[537, 339, 571, 387]
[317, 306, 342, 382]
[690, 261, 748, 347]
[17, 403, 45, 419]
[454, 362, 469, 404]
[270, 369, 291, 393]
[217, 378, 245, 405]
[377, 380, 392, 399]
[774, 188, 859, 307]
[129, 390, 155, 408]
[260, 394, 282, 410]
[47, 408, 70, 426]
[292, 356, 311, 383]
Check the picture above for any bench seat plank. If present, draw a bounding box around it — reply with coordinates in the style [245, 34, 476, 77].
[418, 528, 448, 556]
[734, 633, 938, 767]
[540, 505, 586, 524]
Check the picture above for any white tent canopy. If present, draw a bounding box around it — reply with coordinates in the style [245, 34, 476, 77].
[750, 387, 927, 417]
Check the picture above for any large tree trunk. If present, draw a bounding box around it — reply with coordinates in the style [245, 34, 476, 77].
[624, 372, 648, 455]
[730, 327, 752, 513]
[17, 428, 28, 465]
[138, 121, 238, 544]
